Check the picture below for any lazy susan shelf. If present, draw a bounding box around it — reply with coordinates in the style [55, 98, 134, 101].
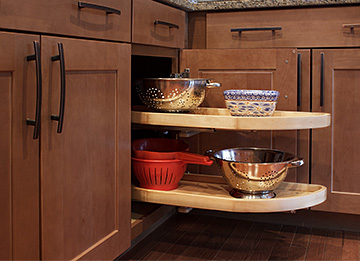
[131, 108, 330, 130]
[132, 179, 327, 213]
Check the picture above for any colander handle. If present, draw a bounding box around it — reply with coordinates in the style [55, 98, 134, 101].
[288, 157, 304, 168]
[175, 152, 213, 166]
[204, 149, 215, 159]
[206, 81, 221, 89]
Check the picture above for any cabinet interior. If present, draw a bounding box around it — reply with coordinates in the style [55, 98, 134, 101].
[130, 54, 183, 236]
[131, 54, 177, 139]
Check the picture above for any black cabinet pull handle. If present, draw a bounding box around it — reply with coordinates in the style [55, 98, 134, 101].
[51, 43, 66, 134]
[26, 41, 42, 140]
[154, 20, 179, 29]
[342, 23, 360, 33]
[78, 1, 121, 15]
[297, 53, 302, 107]
[320, 53, 324, 107]
[230, 26, 282, 33]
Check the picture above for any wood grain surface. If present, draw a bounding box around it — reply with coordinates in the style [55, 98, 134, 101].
[132, 108, 331, 130]
[312, 49, 360, 215]
[119, 210, 360, 260]
[132, 179, 327, 213]
[207, 6, 360, 49]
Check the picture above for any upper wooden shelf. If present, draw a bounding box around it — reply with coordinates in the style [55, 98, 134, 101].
[132, 108, 331, 131]
[132, 179, 327, 213]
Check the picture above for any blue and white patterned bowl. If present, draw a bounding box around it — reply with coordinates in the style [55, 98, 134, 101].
[223, 89, 280, 117]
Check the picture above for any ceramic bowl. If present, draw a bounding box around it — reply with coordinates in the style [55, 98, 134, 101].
[223, 89, 280, 117]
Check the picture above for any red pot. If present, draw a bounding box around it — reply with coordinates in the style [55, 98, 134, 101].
[132, 157, 187, 190]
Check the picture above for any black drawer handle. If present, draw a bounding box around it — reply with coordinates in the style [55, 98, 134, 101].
[26, 41, 42, 140]
[231, 26, 282, 33]
[51, 43, 66, 134]
[154, 20, 179, 29]
[342, 24, 360, 33]
[78, 1, 121, 15]
[320, 53, 324, 107]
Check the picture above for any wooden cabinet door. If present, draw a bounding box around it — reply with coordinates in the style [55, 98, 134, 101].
[0, 32, 40, 260]
[180, 49, 299, 180]
[41, 36, 131, 260]
[312, 49, 360, 215]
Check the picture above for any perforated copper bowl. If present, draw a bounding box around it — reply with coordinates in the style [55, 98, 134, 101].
[206, 147, 304, 199]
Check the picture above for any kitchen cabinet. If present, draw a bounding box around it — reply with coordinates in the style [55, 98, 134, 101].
[312, 49, 360, 215]
[0, 32, 131, 260]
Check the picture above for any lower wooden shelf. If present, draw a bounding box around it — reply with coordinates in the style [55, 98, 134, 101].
[132, 180, 327, 213]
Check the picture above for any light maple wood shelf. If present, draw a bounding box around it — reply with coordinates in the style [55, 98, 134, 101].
[131, 108, 331, 130]
[132, 179, 327, 213]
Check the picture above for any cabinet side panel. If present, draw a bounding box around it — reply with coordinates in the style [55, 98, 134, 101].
[0, 73, 12, 260]
[188, 12, 206, 49]
[333, 70, 360, 194]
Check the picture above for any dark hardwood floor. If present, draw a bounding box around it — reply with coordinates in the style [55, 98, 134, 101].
[119, 209, 360, 260]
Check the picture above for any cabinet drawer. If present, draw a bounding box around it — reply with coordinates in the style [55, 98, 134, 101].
[132, 0, 185, 48]
[0, 0, 131, 42]
[207, 6, 360, 49]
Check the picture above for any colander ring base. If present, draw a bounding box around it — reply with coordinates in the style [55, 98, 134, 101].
[153, 108, 191, 113]
[229, 189, 276, 199]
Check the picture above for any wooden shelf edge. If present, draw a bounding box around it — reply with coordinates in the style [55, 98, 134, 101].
[131, 180, 327, 213]
[131, 108, 331, 130]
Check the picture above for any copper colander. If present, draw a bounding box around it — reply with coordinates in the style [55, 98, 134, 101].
[206, 147, 304, 199]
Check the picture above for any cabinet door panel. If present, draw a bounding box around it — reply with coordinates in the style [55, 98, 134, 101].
[41, 36, 131, 260]
[180, 49, 298, 178]
[0, 32, 40, 260]
[312, 49, 360, 214]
